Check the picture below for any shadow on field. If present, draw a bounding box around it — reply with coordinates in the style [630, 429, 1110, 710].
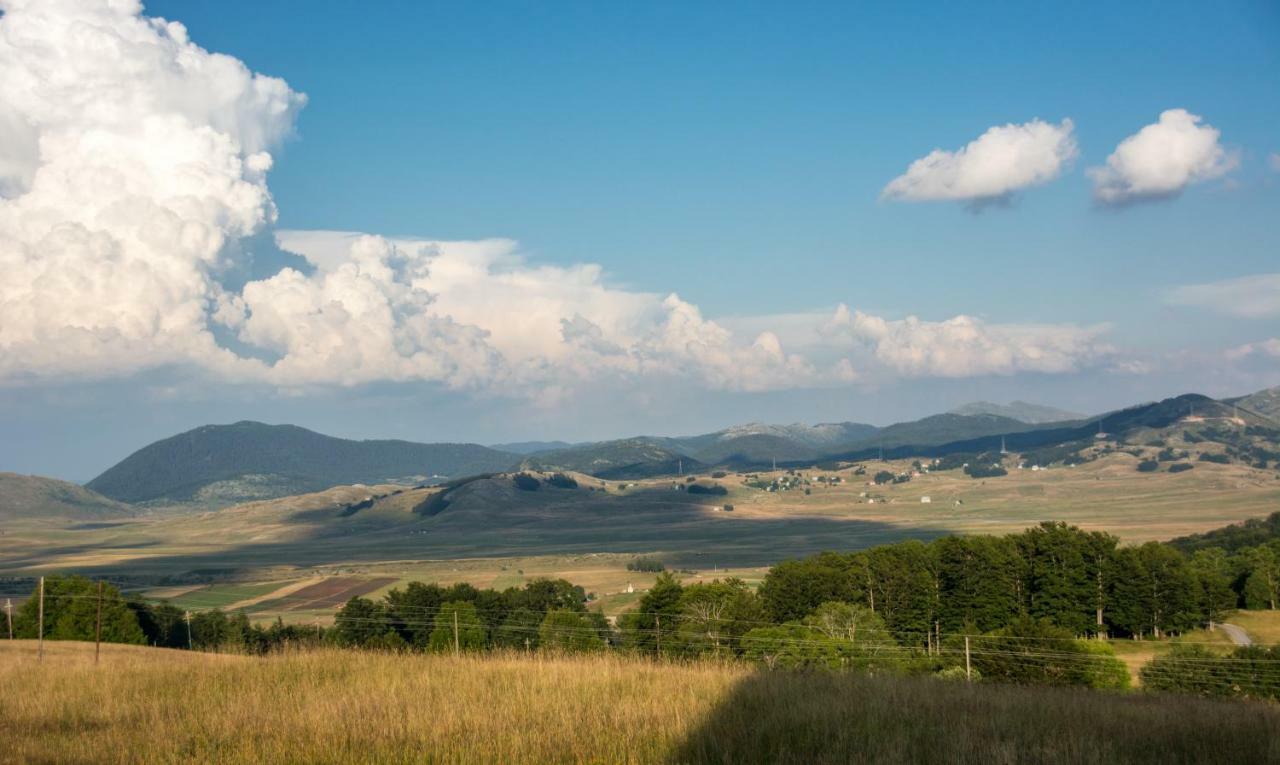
[669, 669, 1280, 765]
[7, 479, 953, 582]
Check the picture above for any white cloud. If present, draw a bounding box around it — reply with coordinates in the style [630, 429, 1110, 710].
[881, 119, 1077, 205]
[0, 0, 1117, 400]
[1226, 339, 1280, 362]
[822, 305, 1112, 378]
[1088, 109, 1237, 205]
[1167, 273, 1280, 319]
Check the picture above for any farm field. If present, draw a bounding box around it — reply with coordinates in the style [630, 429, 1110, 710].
[3, 641, 1278, 765]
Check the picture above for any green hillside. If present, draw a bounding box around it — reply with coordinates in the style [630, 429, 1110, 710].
[86, 422, 519, 504]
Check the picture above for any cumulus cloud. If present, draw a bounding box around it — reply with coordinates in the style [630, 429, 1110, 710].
[1088, 109, 1237, 205]
[1226, 339, 1280, 362]
[821, 305, 1112, 378]
[881, 119, 1077, 206]
[0, 0, 1117, 399]
[1166, 273, 1280, 319]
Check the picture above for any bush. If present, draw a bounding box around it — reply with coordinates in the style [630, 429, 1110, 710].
[1168, 462, 1194, 474]
[711, 471, 727, 478]
[1136, 460, 1159, 472]
[512, 473, 541, 491]
[545, 473, 578, 489]
[1198, 453, 1230, 464]
[964, 464, 1007, 479]
[722, 504, 734, 512]
[872, 471, 895, 485]
[626, 556, 666, 573]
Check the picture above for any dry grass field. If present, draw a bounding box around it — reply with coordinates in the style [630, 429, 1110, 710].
[3, 641, 1278, 765]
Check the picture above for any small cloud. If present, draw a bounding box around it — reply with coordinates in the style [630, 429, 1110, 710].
[1225, 338, 1280, 362]
[1088, 109, 1237, 206]
[881, 118, 1077, 207]
[1167, 273, 1280, 319]
[1270, 152, 1280, 174]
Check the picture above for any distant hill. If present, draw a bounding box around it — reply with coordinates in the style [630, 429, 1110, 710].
[0, 473, 135, 521]
[488, 441, 578, 455]
[950, 401, 1083, 424]
[696, 422, 879, 450]
[522, 438, 705, 479]
[86, 422, 519, 504]
[1230, 385, 1280, 424]
[688, 433, 822, 467]
[855, 413, 1037, 450]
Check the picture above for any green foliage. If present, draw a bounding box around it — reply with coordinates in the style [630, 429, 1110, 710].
[1198, 453, 1230, 464]
[539, 609, 606, 652]
[1142, 645, 1280, 700]
[1168, 462, 1194, 473]
[964, 463, 1008, 478]
[617, 572, 684, 655]
[428, 601, 487, 652]
[626, 556, 665, 573]
[13, 575, 143, 645]
[544, 473, 578, 489]
[1136, 460, 1159, 472]
[969, 618, 1126, 688]
[512, 473, 541, 491]
[872, 470, 894, 485]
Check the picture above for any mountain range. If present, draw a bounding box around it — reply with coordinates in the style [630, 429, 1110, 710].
[32, 388, 1277, 509]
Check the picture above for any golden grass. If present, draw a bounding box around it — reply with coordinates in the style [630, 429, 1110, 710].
[1228, 610, 1280, 645]
[4, 641, 1280, 765]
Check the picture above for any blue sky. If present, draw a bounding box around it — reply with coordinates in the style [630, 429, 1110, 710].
[1, 0, 1278, 479]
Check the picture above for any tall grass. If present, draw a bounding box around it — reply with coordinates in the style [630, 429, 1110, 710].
[2, 641, 1278, 764]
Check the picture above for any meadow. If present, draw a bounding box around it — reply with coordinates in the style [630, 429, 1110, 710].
[2, 641, 1278, 765]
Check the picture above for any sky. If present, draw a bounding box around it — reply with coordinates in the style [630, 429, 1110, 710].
[1, 0, 1278, 480]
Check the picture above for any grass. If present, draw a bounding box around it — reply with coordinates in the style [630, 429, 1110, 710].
[3, 641, 1279, 764]
[1227, 610, 1280, 645]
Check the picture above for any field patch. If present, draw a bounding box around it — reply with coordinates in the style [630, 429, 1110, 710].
[256, 576, 398, 612]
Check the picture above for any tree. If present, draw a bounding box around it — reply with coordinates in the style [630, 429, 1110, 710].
[493, 607, 542, 649]
[539, 609, 605, 652]
[618, 572, 683, 655]
[1109, 543, 1198, 638]
[758, 553, 858, 623]
[1018, 522, 1094, 635]
[428, 601, 486, 652]
[676, 579, 765, 655]
[968, 617, 1125, 688]
[332, 596, 391, 647]
[933, 535, 1022, 633]
[1189, 548, 1237, 626]
[1242, 544, 1280, 610]
[12, 575, 143, 644]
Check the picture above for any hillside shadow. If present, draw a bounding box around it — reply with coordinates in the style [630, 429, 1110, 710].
[10, 480, 954, 583]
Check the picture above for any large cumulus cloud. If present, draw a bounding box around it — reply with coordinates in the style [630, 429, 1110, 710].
[0, 0, 1116, 398]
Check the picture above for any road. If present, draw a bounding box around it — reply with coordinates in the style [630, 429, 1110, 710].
[1219, 623, 1252, 647]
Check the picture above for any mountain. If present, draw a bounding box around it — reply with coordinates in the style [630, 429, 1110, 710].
[688, 433, 822, 466]
[0, 473, 135, 521]
[698, 422, 879, 450]
[854, 413, 1036, 450]
[522, 438, 705, 479]
[489, 441, 578, 455]
[1230, 385, 1280, 424]
[949, 401, 1084, 424]
[86, 422, 519, 504]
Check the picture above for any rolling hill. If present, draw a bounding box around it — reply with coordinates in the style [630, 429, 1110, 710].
[521, 438, 704, 479]
[0, 473, 135, 521]
[949, 400, 1084, 424]
[86, 422, 519, 505]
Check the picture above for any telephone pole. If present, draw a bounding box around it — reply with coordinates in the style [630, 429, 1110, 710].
[965, 637, 972, 682]
[37, 576, 45, 662]
[4, 598, 11, 640]
[655, 614, 662, 656]
[452, 610, 460, 655]
[185, 610, 193, 650]
[94, 580, 104, 665]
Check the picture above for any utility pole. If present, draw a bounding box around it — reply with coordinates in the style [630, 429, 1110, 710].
[37, 576, 45, 662]
[185, 610, 193, 650]
[4, 598, 11, 640]
[965, 637, 971, 682]
[94, 580, 104, 665]
[452, 610, 459, 655]
[655, 614, 662, 656]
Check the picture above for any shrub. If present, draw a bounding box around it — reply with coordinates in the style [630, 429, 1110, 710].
[545, 473, 578, 489]
[711, 471, 727, 478]
[721, 504, 734, 512]
[1168, 463, 1194, 474]
[512, 473, 541, 491]
[964, 464, 1007, 479]
[1136, 460, 1159, 472]
[872, 471, 895, 485]
[1198, 453, 1230, 464]
[626, 556, 666, 573]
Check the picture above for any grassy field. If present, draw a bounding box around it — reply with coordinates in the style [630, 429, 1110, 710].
[1227, 610, 1280, 645]
[2, 641, 1278, 764]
